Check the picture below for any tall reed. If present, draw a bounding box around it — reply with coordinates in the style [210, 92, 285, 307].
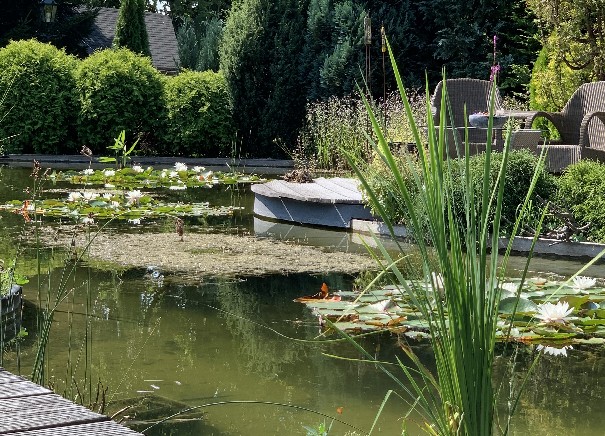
[348, 40, 547, 435]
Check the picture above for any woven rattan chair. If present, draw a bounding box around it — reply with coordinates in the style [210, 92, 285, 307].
[526, 81, 605, 172]
[431, 78, 503, 155]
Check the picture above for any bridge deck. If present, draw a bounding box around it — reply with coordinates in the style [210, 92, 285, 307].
[0, 368, 140, 435]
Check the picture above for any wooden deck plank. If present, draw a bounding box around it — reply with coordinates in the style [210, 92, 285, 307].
[0, 369, 28, 384]
[0, 369, 141, 434]
[3, 421, 141, 435]
[0, 380, 51, 399]
[0, 394, 107, 434]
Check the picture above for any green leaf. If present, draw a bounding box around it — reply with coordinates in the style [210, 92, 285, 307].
[498, 297, 538, 314]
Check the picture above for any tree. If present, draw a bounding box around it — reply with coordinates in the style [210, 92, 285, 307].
[113, 0, 151, 56]
[220, 0, 308, 157]
[0, 1, 96, 56]
[527, 0, 605, 82]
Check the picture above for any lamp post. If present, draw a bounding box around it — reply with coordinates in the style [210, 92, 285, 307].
[41, 0, 58, 23]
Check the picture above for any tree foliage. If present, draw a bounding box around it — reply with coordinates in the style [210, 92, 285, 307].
[527, 0, 605, 81]
[0, 39, 79, 154]
[0, 0, 96, 56]
[163, 70, 234, 156]
[113, 0, 151, 56]
[76, 48, 165, 150]
[220, 0, 307, 157]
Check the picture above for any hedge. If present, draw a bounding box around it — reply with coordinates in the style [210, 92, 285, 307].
[162, 70, 234, 156]
[0, 39, 79, 154]
[76, 48, 166, 152]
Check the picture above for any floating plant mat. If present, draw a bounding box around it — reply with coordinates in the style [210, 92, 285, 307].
[36, 230, 377, 278]
[0, 190, 241, 222]
[297, 278, 605, 346]
[45, 166, 264, 190]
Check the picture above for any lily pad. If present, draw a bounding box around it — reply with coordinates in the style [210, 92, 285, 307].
[498, 297, 538, 314]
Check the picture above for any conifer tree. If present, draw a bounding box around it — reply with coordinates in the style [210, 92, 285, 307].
[113, 0, 151, 56]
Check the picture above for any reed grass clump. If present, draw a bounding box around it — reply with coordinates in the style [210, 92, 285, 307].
[345, 39, 549, 435]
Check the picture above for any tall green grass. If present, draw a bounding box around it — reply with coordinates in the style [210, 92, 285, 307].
[347, 40, 548, 435]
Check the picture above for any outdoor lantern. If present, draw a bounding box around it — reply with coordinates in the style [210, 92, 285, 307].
[41, 0, 58, 23]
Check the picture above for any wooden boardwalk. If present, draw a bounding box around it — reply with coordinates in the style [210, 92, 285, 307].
[0, 368, 140, 435]
[251, 177, 374, 228]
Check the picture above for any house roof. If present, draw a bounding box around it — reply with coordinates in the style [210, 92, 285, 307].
[82, 7, 179, 74]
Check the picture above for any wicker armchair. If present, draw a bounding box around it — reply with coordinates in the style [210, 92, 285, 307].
[526, 81, 605, 172]
[430, 78, 503, 155]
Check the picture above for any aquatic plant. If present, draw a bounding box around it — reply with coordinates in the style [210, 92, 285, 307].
[45, 165, 263, 190]
[341, 39, 552, 435]
[535, 301, 574, 324]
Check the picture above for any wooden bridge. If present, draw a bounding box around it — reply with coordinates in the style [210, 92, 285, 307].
[0, 368, 140, 435]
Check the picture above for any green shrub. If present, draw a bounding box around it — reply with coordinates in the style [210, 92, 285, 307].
[555, 160, 605, 243]
[76, 48, 166, 152]
[364, 149, 556, 235]
[0, 39, 79, 154]
[163, 70, 234, 156]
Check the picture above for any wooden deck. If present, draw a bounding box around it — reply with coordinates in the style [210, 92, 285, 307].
[251, 177, 374, 228]
[0, 369, 140, 435]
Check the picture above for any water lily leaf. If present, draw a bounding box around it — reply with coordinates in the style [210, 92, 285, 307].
[560, 295, 590, 309]
[572, 337, 605, 345]
[498, 297, 538, 314]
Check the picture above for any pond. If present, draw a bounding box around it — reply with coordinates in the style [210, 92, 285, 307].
[0, 165, 604, 435]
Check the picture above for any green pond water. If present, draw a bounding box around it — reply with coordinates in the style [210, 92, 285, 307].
[1, 165, 604, 435]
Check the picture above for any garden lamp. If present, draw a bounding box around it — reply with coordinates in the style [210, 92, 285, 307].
[41, 0, 58, 23]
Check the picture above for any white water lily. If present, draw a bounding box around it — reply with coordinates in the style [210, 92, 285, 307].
[169, 171, 178, 178]
[82, 192, 99, 201]
[82, 168, 94, 175]
[128, 218, 141, 225]
[537, 344, 573, 357]
[192, 166, 205, 173]
[132, 165, 144, 173]
[169, 185, 187, 190]
[199, 170, 214, 180]
[110, 201, 120, 208]
[535, 301, 574, 324]
[501, 282, 520, 293]
[125, 190, 143, 205]
[104, 169, 115, 177]
[82, 217, 95, 225]
[160, 170, 167, 178]
[102, 193, 112, 200]
[572, 276, 596, 290]
[174, 162, 188, 172]
[67, 192, 82, 202]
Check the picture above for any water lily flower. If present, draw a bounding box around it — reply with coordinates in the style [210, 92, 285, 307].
[537, 344, 573, 357]
[104, 169, 115, 177]
[110, 201, 120, 208]
[82, 168, 94, 176]
[200, 170, 214, 180]
[169, 171, 178, 178]
[535, 301, 574, 324]
[132, 165, 144, 173]
[169, 185, 187, 190]
[501, 282, 520, 293]
[104, 183, 115, 188]
[125, 190, 143, 205]
[572, 276, 596, 290]
[102, 193, 112, 200]
[128, 218, 141, 225]
[82, 217, 95, 225]
[67, 192, 82, 202]
[82, 192, 99, 201]
[174, 162, 188, 172]
[192, 166, 205, 173]
[160, 170, 167, 178]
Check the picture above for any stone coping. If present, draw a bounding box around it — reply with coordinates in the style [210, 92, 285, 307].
[350, 219, 605, 260]
[0, 154, 294, 175]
